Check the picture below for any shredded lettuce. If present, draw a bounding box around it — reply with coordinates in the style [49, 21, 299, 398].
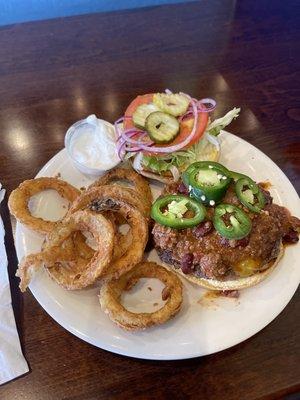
[207, 107, 240, 136]
[142, 138, 210, 173]
[139, 107, 240, 174]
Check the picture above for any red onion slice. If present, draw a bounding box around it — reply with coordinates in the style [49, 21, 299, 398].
[121, 128, 154, 147]
[114, 118, 124, 142]
[117, 140, 126, 160]
[179, 111, 193, 122]
[197, 98, 216, 112]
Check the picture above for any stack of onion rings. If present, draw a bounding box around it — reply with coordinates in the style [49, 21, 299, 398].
[10, 170, 184, 331]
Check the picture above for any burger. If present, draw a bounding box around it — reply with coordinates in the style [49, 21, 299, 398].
[150, 161, 300, 290]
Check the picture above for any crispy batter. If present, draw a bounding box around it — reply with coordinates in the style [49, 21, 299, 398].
[88, 167, 152, 216]
[16, 211, 114, 291]
[103, 211, 133, 261]
[72, 231, 95, 260]
[49, 230, 95, 262]
[68, 185, 149, 279]
[16, 247, 76, 292]
[113, 228, 133, 261]
[8, 177, 80, 235]
[99, 261, 183, 331]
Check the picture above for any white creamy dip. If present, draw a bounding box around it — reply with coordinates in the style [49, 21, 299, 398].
[67, 115, 119, 173]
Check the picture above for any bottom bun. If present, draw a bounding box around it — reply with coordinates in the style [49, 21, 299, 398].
[135, 169, 174, 184]
[161, 243, 284, 291]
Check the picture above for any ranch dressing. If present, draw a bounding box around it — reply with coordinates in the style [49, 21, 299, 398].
[66, 115, 120, 174]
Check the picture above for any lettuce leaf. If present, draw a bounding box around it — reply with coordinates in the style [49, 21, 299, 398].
[207, 107, 240, 136]
[142, 136, 213, 173]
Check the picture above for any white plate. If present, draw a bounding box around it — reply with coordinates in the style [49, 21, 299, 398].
[15, 132, 300, 360]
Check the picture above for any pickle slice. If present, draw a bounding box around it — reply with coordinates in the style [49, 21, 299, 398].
[153, 93, 190, 117]
[145, 111, 179, 144]
[132, 103, 159, 129]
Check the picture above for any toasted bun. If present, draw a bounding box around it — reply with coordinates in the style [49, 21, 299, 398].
[135, 168, 174, 184]
[162, 243, 284, 291]
[131, 153, 174, 184]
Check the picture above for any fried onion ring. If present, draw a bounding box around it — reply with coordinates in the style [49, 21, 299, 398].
[57, 213, 132, 263]
[102, 211, 133, 261]
[89, 167, 152, 216]
[8, 177, 80, 235]
[73, 231, 95, 259]
[16, 210, 114, 291]
[99, 261, 183, 331]
[68, 185, 148, 279]
[61, 230, 95, 261]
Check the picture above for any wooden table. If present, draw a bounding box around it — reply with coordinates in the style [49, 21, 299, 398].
[1, 1, 299, 399]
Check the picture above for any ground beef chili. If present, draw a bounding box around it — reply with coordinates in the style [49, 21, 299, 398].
[152, 180, 300, 280]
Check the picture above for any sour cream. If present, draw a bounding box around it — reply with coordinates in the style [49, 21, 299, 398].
[65, 114, 120, 175]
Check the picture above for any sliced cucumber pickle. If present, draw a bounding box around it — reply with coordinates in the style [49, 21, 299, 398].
[153, 93, 189, 117]
[145, 111, 180, 144]
[132, 103, 159, 129]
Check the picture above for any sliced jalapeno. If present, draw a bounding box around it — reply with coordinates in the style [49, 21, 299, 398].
[182, 161, 231, 206]
[235, 178, 265, 213]
[229, 170, 254, 182]
[183, 161, 230, 186]
[213, 203, 252, 240]
[151, 194, 206, 229]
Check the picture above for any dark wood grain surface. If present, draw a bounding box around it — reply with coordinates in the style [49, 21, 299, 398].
[1, 0, 299, 399]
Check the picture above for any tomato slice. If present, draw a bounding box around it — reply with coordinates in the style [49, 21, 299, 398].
[123, 93, 208, 150]
[169, 113, 208, 147]
[124, 93, 154, 130]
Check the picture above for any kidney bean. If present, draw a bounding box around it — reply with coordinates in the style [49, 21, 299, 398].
[283, 229, 299, 244]
[181, 253, 194, 274]
[177, 182, 189, 195]
[193, 221, 213, 238]
[236, 236, 250, 247]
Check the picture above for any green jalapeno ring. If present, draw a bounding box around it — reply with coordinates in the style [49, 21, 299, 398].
[151, 194, 206, 229]
[213, 203, 252, 240]
[188, 168, 231, 205]
[183, 161, 230, 187]
[229, 170, 255, 183]
[235, 178, 265, 213]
